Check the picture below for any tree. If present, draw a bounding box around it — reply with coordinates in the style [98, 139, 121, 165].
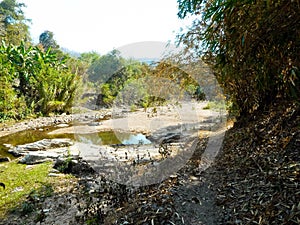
[0, 0, 30, 45]
[0, 41, 81, 117]
[87, 49, 124, 83]
[39, 30, 59, 52]
[0, 51, 27, 120]
[177, 0, 300, 117]
[79, 51, 100, 65]
[97, 61, 149, 107]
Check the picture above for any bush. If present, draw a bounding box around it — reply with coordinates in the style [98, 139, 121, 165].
[177, 0, 300, 118]
[0, 42, 81, 120]
[0, 58, 28, 120]
[35, 62, 80, 115]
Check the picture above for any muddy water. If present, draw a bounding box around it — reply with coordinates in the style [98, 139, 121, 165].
[0, 125, 151, 159]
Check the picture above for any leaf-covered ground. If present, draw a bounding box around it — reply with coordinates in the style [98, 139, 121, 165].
[214, 101, 299, 224]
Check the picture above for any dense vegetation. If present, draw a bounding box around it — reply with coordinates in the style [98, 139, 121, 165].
[177, 0, 300, 118]
[95, 57, 206, 108]
[0, 0, 83, 121]
[176, 1, 300, 224]
[0, 42, 81, 120]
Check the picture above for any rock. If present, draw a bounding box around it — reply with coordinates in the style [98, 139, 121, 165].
[3, 143, 12, 148]
[19, 152, 58, 164]
[12, 186, 24, 192]
[48, 173, 65, 177]
[8, 138, 74, 157]
[88, 122, 101, 126]
[18, 147, 80, 164]
[25, 165, 36, 170]
[148, 132, 182, 144]
[56, 124, 69, 128]
[0, 157, 10, 162]
[49, 168, 60, 173]
[158, 133, 181, 144]
[53, 158, 94, 175]
[13, 140, 80, 165]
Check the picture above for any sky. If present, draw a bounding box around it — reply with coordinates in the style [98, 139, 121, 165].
[22, 0, 191, 56]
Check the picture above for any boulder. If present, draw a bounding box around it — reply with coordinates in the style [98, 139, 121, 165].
[6, 138, 80, 165]
[158, 133, 181, 144]
[19, 151, 58, 164]
[53, 157, 95, 175]
[8, 138, 74, 157]
[147, 132, 182, 144]
[18, 145, 80, 165]
[0, 157, 10, 162]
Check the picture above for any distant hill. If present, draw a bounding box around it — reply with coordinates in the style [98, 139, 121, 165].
[137, 58, 159, 65]
[118, 41, 181, 60]
[61, 47, 81, 58]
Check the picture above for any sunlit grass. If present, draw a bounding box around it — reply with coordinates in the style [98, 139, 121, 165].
[0, 161, 53, 218]
[202, 101, 227, 111]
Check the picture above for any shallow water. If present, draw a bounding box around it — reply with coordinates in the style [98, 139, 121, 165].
[0, 125, 151, 159]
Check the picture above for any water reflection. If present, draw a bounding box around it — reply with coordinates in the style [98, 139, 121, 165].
[122, 133, 151, 145]
[0, 127, 151, 159]
[75, 132, 151, 146]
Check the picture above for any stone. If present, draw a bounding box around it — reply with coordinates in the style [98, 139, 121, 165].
[3, 143, 12, 148]
[19, 152, 58, 164]
[8, 138, 74, 157]
[158, 133, 181, 144]
[49, 168, 60, 173]
[56, 124, 69, 128]
[48, 173, 65, 177]
[20, 146, 80, 164]
[88, 122, 101, 126]
[25, 165, 36, 170]
[9, 139, 80, 165]
[148, 132, 182, 144]
[0, 157, 10, 162]
[12, 186, 24, 192]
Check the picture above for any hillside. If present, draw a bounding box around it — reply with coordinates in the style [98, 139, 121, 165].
[214, 100, 299, 224]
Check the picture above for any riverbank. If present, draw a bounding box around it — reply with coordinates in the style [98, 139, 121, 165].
[0, 101, 224, 138]
[0, 108, 110, 138]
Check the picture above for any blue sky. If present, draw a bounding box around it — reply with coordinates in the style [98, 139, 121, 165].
[22, 0, 190, 55]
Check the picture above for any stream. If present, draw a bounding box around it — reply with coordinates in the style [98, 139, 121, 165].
[0, 124, 151, 160]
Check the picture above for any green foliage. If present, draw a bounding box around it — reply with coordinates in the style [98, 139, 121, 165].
[202, 101, 226, 111]
[35, 61, 80, 114]
[0, 41, 81, 120]
[100, 83, 115, 106]
[79, 51, 100, 65]
[0, 53, 27, 121]
[0, 0, 30, 45]
[97, 57, 207, 108]
[87, 49, 124, 83]
[177, 0, 300, 117]
[39, 30, 59, 52]
[56, 150, 73, 173]
[97, 61, 150, 107]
